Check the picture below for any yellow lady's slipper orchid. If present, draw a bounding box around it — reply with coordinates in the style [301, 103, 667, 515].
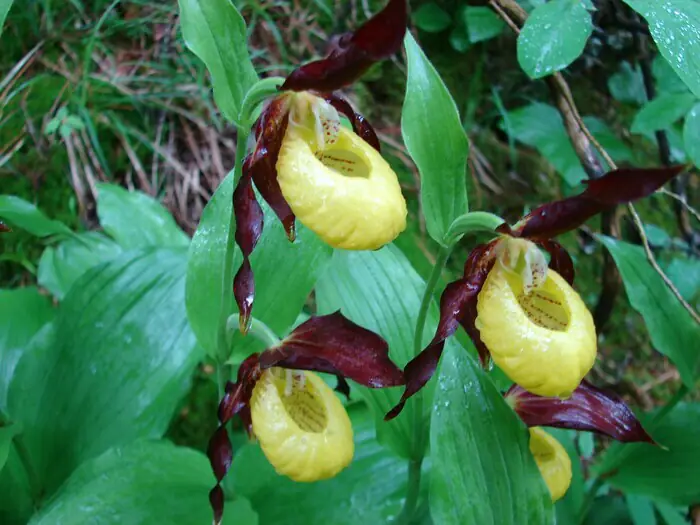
[276, 93, 407, 250]
[250, 367, 354, 482]
[529, 427, 572, 502]
[475, 238, 596, 398]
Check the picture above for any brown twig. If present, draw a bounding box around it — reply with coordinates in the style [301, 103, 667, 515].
[489, 0, 621, 331]
[489, 0, 699, 327]
[627, 203, 700, 324]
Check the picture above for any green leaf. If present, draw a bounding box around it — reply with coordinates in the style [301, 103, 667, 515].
[599, 404, 700, 506]
[0, 288, 54, 413]
[585, 496, 634, 525]
[29, 441, 256, 525]
[402, 33, 469, 245]
[501, 104, 635, 185]
[548, 430, 585, 525]
[631, 93, 697, 135]
[0, 443, 33, 525]
[653, 55, 690, 95]
[623, 0, 700, 98]
[626, 494, 658, 525]
[0, 195, 73, 238]
[465, 6, 506, 43]
[316, 244, 461, 459]
[654, 503, 690, 525]
[413, 3, 452, 33]
[96, 183, 189, 249]
[8, 248, 200, 495]
[599, 236, 700, 388]
[37, 232, 122, 300]
[186, 174, 331, 360]
[683, 102, 700, 166]
[178, 0, 258, 125]
[609, 62, 648, 105]
[0, 0, 14, 39]
[430, 346, 554, 524]
[517, 0, 593, 79]
[0, 423, 20, 475]
[665, 257, 700, 304]
[232, 406, 410, 524]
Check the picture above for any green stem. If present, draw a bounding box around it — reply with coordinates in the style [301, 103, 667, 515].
[577, 385, 689, 523]
[394, 458, 423, 525]
[398, 244, 453, 524]
[247, 317, 282, 347]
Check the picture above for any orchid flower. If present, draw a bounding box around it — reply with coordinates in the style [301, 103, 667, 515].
[234, 0, 409, 332]
[207, 313, 404, 524]
[387, 165, 684, 420]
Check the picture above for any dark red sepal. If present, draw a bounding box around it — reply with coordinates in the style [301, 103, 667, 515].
[259, 312, 404, 388]
[515, 166, 685, 240]
[0, 222, 10, 233]
[385, 243, 497, 421]
[281, 0, 407, 92]
[249, 97, 296, 241]
[232, 163, 264, 333]
[207, 355, 262, 524]
[322, 92, 381, 152]
[536, 239, 575, 285]
[506, 380, 654, 443]
[233, 258, 254, 333]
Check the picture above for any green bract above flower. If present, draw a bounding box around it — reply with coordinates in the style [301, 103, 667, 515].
[232, 0, 409, 333]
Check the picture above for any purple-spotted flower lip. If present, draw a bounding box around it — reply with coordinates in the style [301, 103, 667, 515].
[233, 0, 408, 333]
[207, 312, 404, 525]
[386, 165, 685, 421]
[506, 380, 654, 444]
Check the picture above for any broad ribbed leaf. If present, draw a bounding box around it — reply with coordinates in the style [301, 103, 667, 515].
[0, 288, 54, 413]
[0, 195, 73, 237]
[599, 236, 700, 387]
[8, 248, 199, 495]
[186, 174, 331, 360]
[178, 0, 257, 124]
[37, 232, 122, 299]
[623, 0, 700, 98]
[29, 441, 256, 525]
[430, 346, 554, 524]
[316, 245, 460, 459]
[402, 33, 469, 245]
[231, 406, 412, 524]
[96, 183, 188, 249]
[517, 0, 593, 79]
[597, 404, 700, 506]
